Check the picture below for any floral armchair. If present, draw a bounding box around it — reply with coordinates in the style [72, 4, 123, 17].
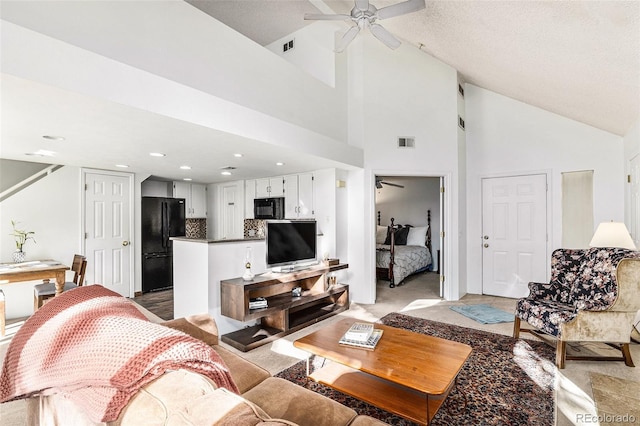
[513, 247, 640, 369]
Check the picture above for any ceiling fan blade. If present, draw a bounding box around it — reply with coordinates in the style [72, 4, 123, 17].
[336, 25, 360, 52]
[370, 24, 401, 50]
[377, 0, 425, 20]
[381, 181, 405, 188]
[355, 0, 370, 11]
[304, 13, 351, 21]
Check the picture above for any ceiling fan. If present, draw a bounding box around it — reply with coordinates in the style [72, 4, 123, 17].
[304, 0, 426, 52]
[376, 178, 405, 189]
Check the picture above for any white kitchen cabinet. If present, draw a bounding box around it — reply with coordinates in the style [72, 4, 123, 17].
[255, 177, 284, 198]
[190, 184, 207, 218]
[173, 182, 207, 218]
[284, 173, 314, 218]
[244, 179, 256, 219]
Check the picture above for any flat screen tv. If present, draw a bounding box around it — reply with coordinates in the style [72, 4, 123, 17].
[266, 220, 317, 271]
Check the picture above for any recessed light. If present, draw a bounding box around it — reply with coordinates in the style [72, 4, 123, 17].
[180, 165, 191, 170]
[183, 178, 192, 181]
[276, 162, 284, 166]
[149, 152, 166, 157]
[115, 164, 129, 168]
[26, 149, 56, 157]
[234, 153, 243, 158]
[221, 171, 232, 176]
[42, 135, 65, 141]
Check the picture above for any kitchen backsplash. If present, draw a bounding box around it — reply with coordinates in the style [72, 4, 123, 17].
[186, 218, 207, 239]
[244, 219, 265, 239]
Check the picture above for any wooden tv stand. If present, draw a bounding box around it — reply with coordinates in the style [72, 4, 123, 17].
[220, 263, 349, 352]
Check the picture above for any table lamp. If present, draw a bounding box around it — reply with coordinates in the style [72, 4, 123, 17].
[589, 222, 636, 250]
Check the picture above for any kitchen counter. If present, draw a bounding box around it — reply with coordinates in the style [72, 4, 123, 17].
[172, 237, 267, 334]
[171, 237, 264, 244]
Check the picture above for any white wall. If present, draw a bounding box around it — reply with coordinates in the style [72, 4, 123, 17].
[2, 20, 362, 170]
[1, 2, 348, 145]
[347, 36, 461, 302]
[465, 84, 624, 295]
[266, 22, 341, 88]
[0, 166, 81, 318]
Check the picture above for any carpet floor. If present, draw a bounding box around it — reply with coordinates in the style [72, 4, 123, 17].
[276, 312, 556, 425]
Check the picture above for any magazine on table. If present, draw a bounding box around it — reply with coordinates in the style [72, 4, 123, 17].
[343, 322, 374, 342]
[339, 329, 383, 350]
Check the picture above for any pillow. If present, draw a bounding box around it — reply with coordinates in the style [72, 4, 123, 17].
[385, 226, 409, 245]
[376, 226, 387, 244]
[395, 227, 410, 245]
[406, 226, 428, 247]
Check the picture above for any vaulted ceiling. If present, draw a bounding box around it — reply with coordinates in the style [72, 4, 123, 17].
[1, 1, 638, 185]
[194, 0, 640, 137]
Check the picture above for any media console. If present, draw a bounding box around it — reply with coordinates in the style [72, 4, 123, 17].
[220, 263, 349, 352]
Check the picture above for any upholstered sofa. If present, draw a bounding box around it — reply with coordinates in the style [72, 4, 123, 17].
[1, 286, 387, 426]
[513, 247, 640, 368]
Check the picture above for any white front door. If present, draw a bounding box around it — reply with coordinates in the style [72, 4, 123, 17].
[83, 170, 133, 297]
[482, 174, 547, 298]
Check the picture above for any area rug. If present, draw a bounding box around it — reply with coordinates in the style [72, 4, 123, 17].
[276, 313, 556, 425]
[449, 304, 514, 324]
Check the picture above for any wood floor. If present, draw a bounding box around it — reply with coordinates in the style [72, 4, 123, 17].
[133, 289, 173, 320]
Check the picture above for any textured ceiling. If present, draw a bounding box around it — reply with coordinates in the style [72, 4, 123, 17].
[198, 0, 640, 136]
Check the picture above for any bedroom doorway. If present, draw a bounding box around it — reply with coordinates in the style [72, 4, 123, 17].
[375, 175, 444, 297]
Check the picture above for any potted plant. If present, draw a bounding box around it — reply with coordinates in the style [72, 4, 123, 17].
[10, 220, 36, 263]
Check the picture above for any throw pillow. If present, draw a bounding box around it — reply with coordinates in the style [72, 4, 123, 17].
[385, 226, 409, 245]
[406, 226, 428, 246]
[376, 225, 387, 244]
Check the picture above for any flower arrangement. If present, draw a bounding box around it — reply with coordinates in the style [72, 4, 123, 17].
[10, 220, 36, 252]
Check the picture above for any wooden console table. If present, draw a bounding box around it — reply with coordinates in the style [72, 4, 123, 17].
[220, 263, 349, 351]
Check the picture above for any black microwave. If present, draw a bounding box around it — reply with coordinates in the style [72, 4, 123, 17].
[254, 197, 285, 219]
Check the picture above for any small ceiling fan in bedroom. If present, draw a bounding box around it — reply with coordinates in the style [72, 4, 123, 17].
[304, 0, 426, 52]
[376, 177, 405, 189]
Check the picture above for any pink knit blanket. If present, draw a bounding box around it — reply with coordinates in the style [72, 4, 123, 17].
[0, 285, 238, 422]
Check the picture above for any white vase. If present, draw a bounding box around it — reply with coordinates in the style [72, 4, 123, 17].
[12, 250, 26, 263]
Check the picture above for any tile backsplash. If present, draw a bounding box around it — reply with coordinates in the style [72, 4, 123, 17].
[244, 219, 265, 239]
[186, 218, 207, 239]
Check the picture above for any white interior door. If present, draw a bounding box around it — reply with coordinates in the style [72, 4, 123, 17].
[84, 170, 133, 297]
[482, 174, 547, 298]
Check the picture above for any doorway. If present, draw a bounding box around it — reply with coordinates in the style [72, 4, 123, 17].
[374, 175, 444, 296]
[481, 174, 548, 298]
[82, 169, 134, 297]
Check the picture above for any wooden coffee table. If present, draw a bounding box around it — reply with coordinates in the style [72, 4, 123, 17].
[293, 318, 472, 425]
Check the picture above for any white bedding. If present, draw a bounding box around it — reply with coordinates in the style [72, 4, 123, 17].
[376, 244, 432, 285]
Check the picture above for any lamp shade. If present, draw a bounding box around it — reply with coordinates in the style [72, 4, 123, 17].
[589, 222, 636, 250]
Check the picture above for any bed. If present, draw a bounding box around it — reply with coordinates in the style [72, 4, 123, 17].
[376, 210, 432, 288]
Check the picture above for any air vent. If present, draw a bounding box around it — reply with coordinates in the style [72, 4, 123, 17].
[458, 84, 464, 97]
[220, 166, 236, 171]
[397, 137, 415, 148]
[458, 116, 465, 130]
[283, 39, 295, 53]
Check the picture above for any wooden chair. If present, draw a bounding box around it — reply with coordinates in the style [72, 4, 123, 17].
[34, 254, 87, 311]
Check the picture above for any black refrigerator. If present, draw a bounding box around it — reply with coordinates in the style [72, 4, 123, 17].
[142, 197, 186, 292]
